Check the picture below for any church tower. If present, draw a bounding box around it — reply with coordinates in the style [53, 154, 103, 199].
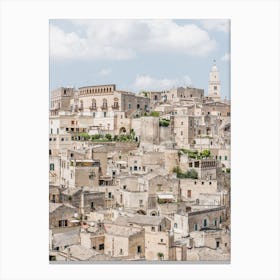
[208, 59, 221, 101]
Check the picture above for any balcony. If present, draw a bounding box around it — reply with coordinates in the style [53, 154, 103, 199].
[112, 104, 119, 110]
[89, 105, 97, 111]
[78, 106, 84, 111]
[101, 105, 108, 110]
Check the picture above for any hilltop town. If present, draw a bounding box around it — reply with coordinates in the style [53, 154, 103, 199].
[49, 62, 231, 262]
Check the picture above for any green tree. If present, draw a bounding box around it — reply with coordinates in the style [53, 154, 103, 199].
[200, 149, 211, 158]
[185, 169, 198, 179]
[157, 252, 164, 260]
[79, 132, 90, 141]
[105, 134, 112, 141]
[159, 119, 170, 127]
[149, 111, 160, 117]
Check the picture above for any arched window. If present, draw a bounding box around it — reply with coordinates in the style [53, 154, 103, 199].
[91, 98, 96, 109]
[113, 97, 119, 109]
[102, 99, 107, 109]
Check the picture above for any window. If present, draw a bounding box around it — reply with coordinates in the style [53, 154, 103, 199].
[194, 224, 198, 231]
[137, 246, 142, 253]
[123, 185, 127, 190]
[174, 223, 177, 228]
[50, 163, 54, 171]
[209, 181, 212, 185]
[134, 166, 137, 171]
[189, 163, 193, 167]
[58, 220, 68, 227]
[201, 181, 204, 185]
[160, 239, 163, 243]
[216, 241, 220, 248]
[51, 129, 53, 134]
[203, 218, 207, 227]
[120, 249, 123, 255]
[194, 181, 197, 185]
[214, 219, 217, 226]
[225, 156, 228, 160]
[194, 161, 199, 168]
[57, 128, 59, 134]
[102, 99, 107, 109]
[139, 200, 143, 205]
[128, 103, 131, 109]
[219, 216, 222, 223]
[181, 122, 184, 125]
[49, 149, 52, 155]
[187, 190, 191, 198]
[91, 202, 94, 209]
[219, 156, 222, 160]
[137, 104, 140, 109]
[214, 86, 217, 90]
[108, 192, 112, 199]
[151, 226, 155, 232]
[104, 112, 106, 117]
[181, 131, 183, 136]
[99, 244, 104, 250]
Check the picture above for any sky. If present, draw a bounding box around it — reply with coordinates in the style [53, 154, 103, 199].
[49, 19, 230, 99]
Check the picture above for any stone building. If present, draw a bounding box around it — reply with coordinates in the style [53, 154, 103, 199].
[180, 179, 218, 201]
[49, 62, 231, 262]
[103, 223, 145, 259]
[173, 206, 226, 240]
[49, 203, 78, 229]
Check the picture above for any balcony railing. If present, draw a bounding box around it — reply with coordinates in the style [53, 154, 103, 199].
[101, 105, 108, 110]
[112, 104, 119, 110]
[89, 105, 97, 111]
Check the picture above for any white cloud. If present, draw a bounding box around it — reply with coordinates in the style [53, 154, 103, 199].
[50, 20, 217, 60]
[98, 68, 112, 76]
[131, 74, 192, 92]
[221, 53, 230, 61]
[200, 19, 230, 33]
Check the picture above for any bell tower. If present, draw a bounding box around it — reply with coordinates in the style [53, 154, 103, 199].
[208, 59, 221, 101]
